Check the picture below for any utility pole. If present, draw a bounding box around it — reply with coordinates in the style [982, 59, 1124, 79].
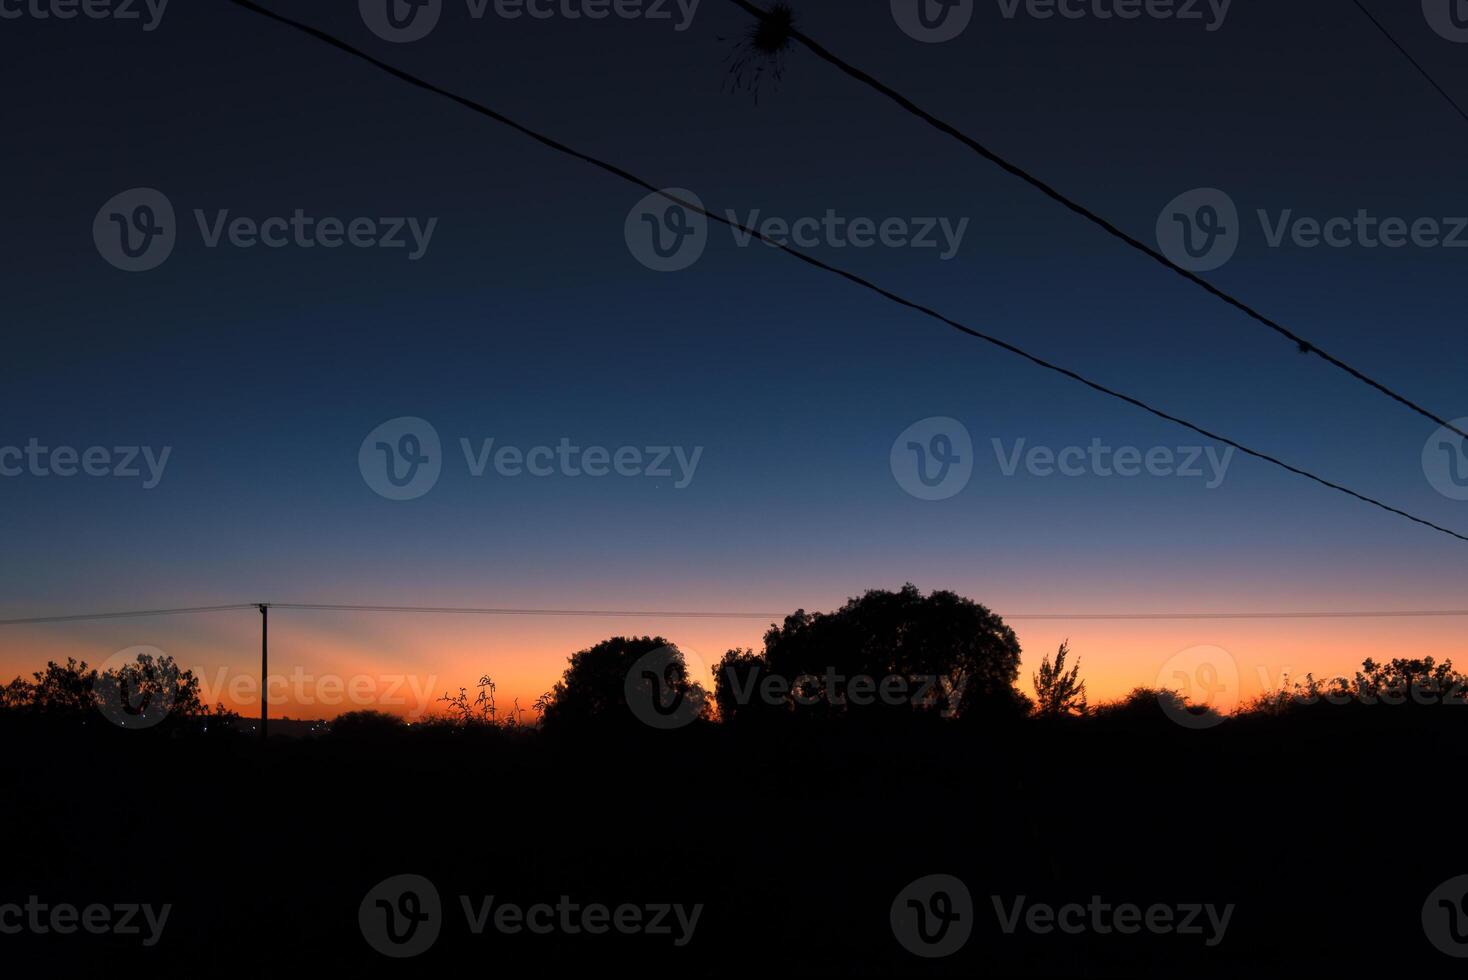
[258, 603, 268, 740]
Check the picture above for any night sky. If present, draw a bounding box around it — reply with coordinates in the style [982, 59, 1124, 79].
[3, 0, 1467, 716]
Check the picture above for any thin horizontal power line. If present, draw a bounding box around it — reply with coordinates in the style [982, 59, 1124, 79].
[222, 0, 1468, 544]
[4, 602, 1468, 625]
[272, 603, 1468, 622]
[1006, 609, 1468, 622]
[0, 604, 258, 626]
[270, 602, 780, 619]
[723, 0, 1468, 442]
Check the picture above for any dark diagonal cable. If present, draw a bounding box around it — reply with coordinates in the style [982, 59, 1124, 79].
[221, 0, 1468, 543]
[724, 0, 1468, 441]
[1352, 0, 1468, 127]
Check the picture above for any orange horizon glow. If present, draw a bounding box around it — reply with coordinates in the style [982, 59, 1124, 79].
[2, 601, 1463, 722]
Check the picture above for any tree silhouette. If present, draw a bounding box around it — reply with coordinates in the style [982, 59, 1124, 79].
[1351, 656, 1464, 703]
[753, 584, 1029, 723]
[1032, 640, 1087, 716]
[0, 676, 31, 709]
[540, 635, 711, 730]
[712, 647, 785, 725]
[95, 650, 205, 726]
[2, 654, 209, 727]
[28, 658, 98, 714]
[1258, 656, 1468, 711]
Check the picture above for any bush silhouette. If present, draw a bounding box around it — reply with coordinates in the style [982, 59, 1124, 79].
[331, 709, 408, 738]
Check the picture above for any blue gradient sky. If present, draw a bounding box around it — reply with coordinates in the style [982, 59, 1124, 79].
[3, 0, 1467, 713]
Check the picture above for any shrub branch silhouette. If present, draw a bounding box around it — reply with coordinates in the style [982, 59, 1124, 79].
[1032, 640, 1088, 717]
